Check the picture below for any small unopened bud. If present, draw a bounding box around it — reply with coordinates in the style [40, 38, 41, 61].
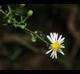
[27, 10, 33, 16]
[19, 4, 26, 7]
[8, 19, 11, 23]
[20, 25, 25, 29]
[34, 31, 38, 34]
[32, 38, 36, 42]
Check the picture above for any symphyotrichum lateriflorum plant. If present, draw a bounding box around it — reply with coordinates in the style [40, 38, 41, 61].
[0, 5, 66, 60]
[46, 32, 65, 59]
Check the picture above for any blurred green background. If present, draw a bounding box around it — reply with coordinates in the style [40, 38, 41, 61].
[0, 4, 80, 70]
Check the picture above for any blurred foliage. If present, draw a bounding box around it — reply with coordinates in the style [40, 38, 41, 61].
[0, 4, 80, 70]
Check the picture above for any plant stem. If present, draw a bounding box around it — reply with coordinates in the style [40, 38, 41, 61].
[23, 16, 29, 22]
[25, 28, 50, 46]
[0, 9, 6, 15]
[0, 5, 50, 47]
[8, 5, 12, 14]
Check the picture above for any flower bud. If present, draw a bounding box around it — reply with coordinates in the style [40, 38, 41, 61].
[20, 25, 25, 29]
[27, 10, 33, 16]
[19, 4, 26, 7]
[8, 19, 11, 23]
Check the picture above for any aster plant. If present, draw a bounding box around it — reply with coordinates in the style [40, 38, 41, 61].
[0, 4, 65, 60]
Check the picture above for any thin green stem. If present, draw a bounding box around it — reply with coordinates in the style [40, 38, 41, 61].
[25, 28, 50, 46]
[25, 27, 32, 33]
[5, 5, 12, 17]
[23, 16, 29, 22]
[21, 16, 23, 22]
[0, 9, 6, 15]
[8, 5, 12, 14]
[35, 33, 49, 46]
[13, 18, 18, 24]
[0, 5, 50, 47]
[0, 5, 12, 17]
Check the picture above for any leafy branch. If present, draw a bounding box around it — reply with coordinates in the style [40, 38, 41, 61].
[0, 5, 50, 47]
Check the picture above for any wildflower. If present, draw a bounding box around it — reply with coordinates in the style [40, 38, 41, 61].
[46, 32, 65, 59]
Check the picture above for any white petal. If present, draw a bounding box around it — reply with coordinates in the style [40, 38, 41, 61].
[50, 33, 55, 42]
[58, 35, 62, 41]
[53, 33, 58, 40]
[59, 37, 65, 43]
[45, 49, 52, 54]
[53, 33, 56, 39]
[52, 54, 54, 59]
[50, 51, 54, 57]
[56, 33, 58, 40]
[47, 35, 53, 43]
[59, 49, 64, 55]
[61, 45, 65, 48]
[54, 51, 57, 59]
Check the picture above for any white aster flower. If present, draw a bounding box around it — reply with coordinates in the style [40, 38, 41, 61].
[45, 32, 65, 59]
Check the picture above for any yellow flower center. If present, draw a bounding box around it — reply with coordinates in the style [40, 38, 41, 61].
[52, 40, 61, 51]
